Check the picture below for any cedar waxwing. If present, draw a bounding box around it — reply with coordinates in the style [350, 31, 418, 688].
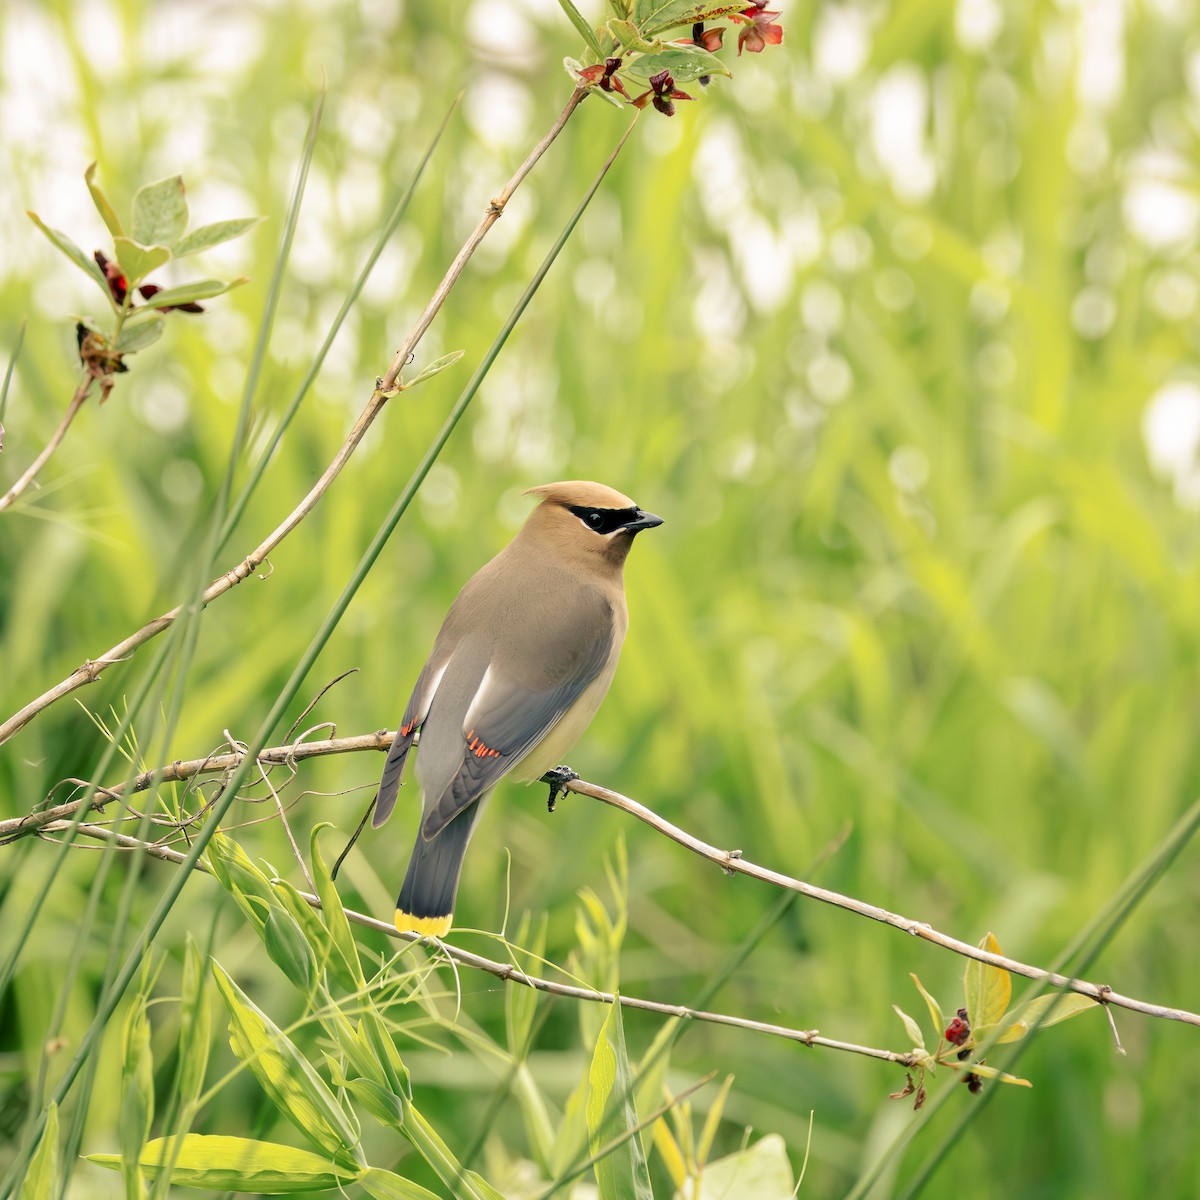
[373, 481, 663, 937]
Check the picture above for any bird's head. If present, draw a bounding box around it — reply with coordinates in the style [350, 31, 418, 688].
[523, 480, 663, 567]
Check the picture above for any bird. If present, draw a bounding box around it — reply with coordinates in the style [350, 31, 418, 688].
[373, 480, 663, 937]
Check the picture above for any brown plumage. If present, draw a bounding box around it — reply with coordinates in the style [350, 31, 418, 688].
[374, 481, 663, 936]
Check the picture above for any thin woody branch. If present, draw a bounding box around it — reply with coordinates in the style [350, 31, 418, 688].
[52, 819, 912, 1067]
[0, 376, 91, 513]
[11, 728, 1200, 1030]
[0, 88, 589, 747]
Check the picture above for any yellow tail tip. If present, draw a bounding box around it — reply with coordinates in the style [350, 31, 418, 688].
[395, 909, 452, 938]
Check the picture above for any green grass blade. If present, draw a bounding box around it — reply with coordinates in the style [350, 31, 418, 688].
[0, 319, 25, 431]
[218, 93, 460, 547]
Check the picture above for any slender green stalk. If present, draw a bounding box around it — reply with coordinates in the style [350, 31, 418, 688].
[0, 319, 26, 428]
[218, 95, 460, 548]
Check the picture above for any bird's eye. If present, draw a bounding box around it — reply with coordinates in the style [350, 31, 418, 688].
[586, 511, 604, 529]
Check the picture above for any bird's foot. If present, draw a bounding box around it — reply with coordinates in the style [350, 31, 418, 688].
[541, 765, 579, 813]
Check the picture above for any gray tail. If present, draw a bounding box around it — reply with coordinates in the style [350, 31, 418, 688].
[396, 803, 481, 930]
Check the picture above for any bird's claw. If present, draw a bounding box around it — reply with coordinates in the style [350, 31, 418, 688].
[541, 765, 579, 813]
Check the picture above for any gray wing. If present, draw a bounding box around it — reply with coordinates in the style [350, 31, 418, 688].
[373, 652, 448, 828]
[419, 599, 616, 839]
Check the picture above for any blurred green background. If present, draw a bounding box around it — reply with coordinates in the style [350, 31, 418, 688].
[3, 0, 1200, 1195]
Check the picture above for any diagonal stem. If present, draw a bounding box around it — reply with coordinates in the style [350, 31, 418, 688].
[0, 376, 91, 514]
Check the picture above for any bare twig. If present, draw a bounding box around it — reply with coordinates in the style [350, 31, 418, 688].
[561, 777, 1200, 1029]
[0, 88, 590, 746]
[11, 729, 1200, 1030]
[0, 731, 391, 843]
[0, 376, 91, 513]
[50, 819, 914, 1067]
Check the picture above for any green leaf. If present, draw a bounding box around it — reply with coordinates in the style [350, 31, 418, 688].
[395, 350, 466, 392]
[271, 880, 337, 978]
[696, 1074, 734, 1165]
[177, 935, 211, 1110]
[964, 932, 1011, 1029]
[970, 1018, 1030, 1045]
[696, 1133, 795, 1200]
[586, 1000, 653, 1200]
[205, 832, 275, 934]
[115, 313, 165, 353]
[1018, 991, 1101, 1029]
[26, 210, 113, 301]
[84, 162, 123, 237]
[172, 216, 263, 257]
[608, 19, 653, 51]
[337, 1075, 405, 1128]
[357, 1006, 411, 1100]
[114, 237, 172, 287]
[557, 0, 604, 56]
[359, 1167, 445, 1200]
[402, 1105, 507, 1200]
[120, 997, 155, 1196]
[623, 44, 730, 83]
[132, 175, 188, 247]
[19, 1101, 59, 1200]
[892, 1005, 926, 1051]
[264, 908, 318, 994]
[910, 974, 945, 1039]
[637, 1, 746, 36]
[952, 1060, 1032, 1087]
[138, 277, 248, 309]
[309, 824, 364, 989]
[86, 1135, 361, 1192]
[504, 913, 546, 1056]
[211, 961, 363, 1168]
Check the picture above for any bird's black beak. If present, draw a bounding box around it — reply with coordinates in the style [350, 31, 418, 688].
[623, 508, 664, 533]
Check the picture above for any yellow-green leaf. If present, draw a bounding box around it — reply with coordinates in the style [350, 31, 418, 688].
[359, 1167, 445, 1200]
[271, 880, 337, 976]
[114, 237, 172, 287]
[19, 1101, 59, 1200]
[137, 277, 247, 309]
[586, 999, 653, 1200]
[892, 1005, 926, 1051]
[172, 216, 263, 257]
[696, 1133, 795, 1200]
[556, 0, 604, 55]
[696, 1074, 734, 1165]
[84, 163, 123, 237]
[211, 962, 362, 1168]
[953, 1061, 1032, 1087]
[910, 973, 945, 1037]
[309, 824, 363, 990]
[963, 932, 1011, 1029]
[131, 175, 188, 247]
[177, 935, 211, 1110]
[26, 210, 113, 301]
[403, 1104, 506, 1200]
[205, 833, 274, 934]
[1017, 991, 1101, 1030]
[264, 907, 318, 994]
[86, 1134, 360, 1192]
[623, 45, 730, 83]
[651, 1118, 687, 1190]
[119, 997, 155, 1196]
[115, 313, 165, 353]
